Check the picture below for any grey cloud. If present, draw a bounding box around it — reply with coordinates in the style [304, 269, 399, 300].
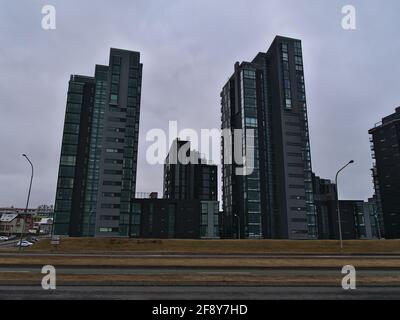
[1, 0, 399, 207]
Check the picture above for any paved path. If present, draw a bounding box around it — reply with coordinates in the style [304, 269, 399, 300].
[1, 285, 400, 300]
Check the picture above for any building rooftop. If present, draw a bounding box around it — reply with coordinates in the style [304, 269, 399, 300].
[0, 213, 18, 222]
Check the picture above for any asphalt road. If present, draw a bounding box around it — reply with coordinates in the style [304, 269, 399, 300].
[1, 285, 400, 300]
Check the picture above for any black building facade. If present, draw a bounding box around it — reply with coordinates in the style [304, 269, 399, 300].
[54, 48, 142, 237]
[312, 174, 371, 240]
[130, 198, 201, 239]
[312, 174, 337, 239]
[164, 139, 217, 201]
[221, 36, 316, 240]
[369, 107, 400, 239]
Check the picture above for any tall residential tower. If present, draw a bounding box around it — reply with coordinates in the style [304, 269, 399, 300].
[221, 36, 316, 239]
[54, 48, 142, 237]
[369, 107, 400, 239]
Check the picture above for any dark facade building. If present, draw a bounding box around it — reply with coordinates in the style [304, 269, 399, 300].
[159, 139, 219, 239]
[369, 107, 400, 239]
[131, 196, 220, 239]
[312, 174, 336, 239]
[337, 201, 368, 240]
[130, 198, 200, 239]
[221, 36, 316, 240]
[164, 139, 217, 201]
[54, 48, 142, 237]
[312, 174, 375, 240]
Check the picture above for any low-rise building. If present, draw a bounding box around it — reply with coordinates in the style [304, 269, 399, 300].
[0, 213, 33, 235]
[33, 218, 54, 235]
[129, 195, 220, 239]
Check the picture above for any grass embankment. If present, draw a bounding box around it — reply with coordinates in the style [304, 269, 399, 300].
[1, 256, 400, 268]
[26, 238, 400, 254]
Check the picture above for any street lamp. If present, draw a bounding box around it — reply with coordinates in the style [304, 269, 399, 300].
[234, 214, 241, 240]
[335, 160, 354, 251]
[19, 154, 34, 251]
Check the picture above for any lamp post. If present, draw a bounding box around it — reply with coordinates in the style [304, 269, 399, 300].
[19, 154, 33, 251]
[234, 214, 241, 240]
[335, 160, 354, 251]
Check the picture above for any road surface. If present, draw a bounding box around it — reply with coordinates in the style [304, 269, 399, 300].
[1, 285, 400, 300]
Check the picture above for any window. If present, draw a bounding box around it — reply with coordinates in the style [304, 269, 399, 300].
[245, 117, 258, 128]
[243, 78, 256, 89]
[247, 191, 260, 201]
[102, 192, 121, 198]
[67, 93, 82, 104]
[247, 180, 260, 190]
[101, 204, 120, 209]
[289, 184, 304, 189]
[99, 227, 119, 233]
[57, 178, 74, 189]
[248, 202, 261, 212]
[104, 159, 123, 165]
[287, 152, 302, 158]
[59, 166, 75, 177]
[292, 230, 308, 235]
[295, 56, 303, 65]
[290, 195, 305, 200]
[286, 131, 302, 137]
[106, 137, 125, 143]
[65, 113, 81, 124]
[60, 155, 76, 166]
[106, 148, 123, 154]
[291, 207, 306, 212]
[66, 103, 81, 114]
[112, 56, 122, 66]
[110, 94, 119, 104]
[289, 173, 305, 179]
[103, 169, 123, 175]
[288, 163, 304, 168]
[103, 181, 122, 186]
[100, 215, 119, 221]
[108, 127, 126, 133]
[132, 203, 141, 214]
[64, 123, 80, 134]
[108, 117, 126, 123]
[248, 213, 261, 223]
[287, 142, 302, 147]
[242, 69, 256, 79]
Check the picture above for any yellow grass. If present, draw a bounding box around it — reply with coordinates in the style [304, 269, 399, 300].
[1, 256, 400, 268]
[26, 238, 400, 254]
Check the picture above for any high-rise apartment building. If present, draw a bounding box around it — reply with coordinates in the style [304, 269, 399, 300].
[54, 48, 142, 237]
[369, 107, 400, 239]
[164, 139, 218, 201]
[162, 139, 220, 238]
[221, 36, 316, 239]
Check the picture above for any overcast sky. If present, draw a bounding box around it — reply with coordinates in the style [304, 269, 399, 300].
[1, 0, 399, 208]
